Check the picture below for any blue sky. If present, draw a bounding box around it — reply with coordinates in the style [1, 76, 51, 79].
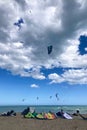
[0, 0, 87, 105]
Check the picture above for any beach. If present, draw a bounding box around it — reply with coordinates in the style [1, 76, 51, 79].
[0, 114, 87, 130]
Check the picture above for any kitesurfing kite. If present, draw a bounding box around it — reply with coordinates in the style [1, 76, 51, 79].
[47, 45, 53, 54]
[50, 96, 52, 99]
[22, 99, 25, 102]
[36, 97, 39, 100]
[14, 18, 24, 29]
[55, 93, 59, 101]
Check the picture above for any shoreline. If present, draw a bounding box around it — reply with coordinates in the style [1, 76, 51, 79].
[0, 105, 87, 114]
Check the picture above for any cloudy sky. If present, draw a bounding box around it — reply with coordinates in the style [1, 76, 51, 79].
[0, 0, 87, 105]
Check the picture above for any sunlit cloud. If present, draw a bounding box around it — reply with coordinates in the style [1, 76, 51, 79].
[30, 84, 39, 88]
[0, 0, 87, 84]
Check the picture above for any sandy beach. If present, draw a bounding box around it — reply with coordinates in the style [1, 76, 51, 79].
[0, 114, 87, 130]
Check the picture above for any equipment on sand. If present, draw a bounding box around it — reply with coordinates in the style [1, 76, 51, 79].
[44, 113, 56, 120]
[63, 113, 72, 119]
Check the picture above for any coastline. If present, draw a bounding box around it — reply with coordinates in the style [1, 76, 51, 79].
[0, 105, 87, 114]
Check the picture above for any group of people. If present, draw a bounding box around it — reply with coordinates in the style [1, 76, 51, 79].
[56, 109, 87, 120]
[0, 107, 87, 120]
[0, 110, 16, 116]
[73, 109, 87, 120]
[21, 107, 87, 120]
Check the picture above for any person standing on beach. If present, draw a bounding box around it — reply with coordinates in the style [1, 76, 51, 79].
[21, 107, 30, 117]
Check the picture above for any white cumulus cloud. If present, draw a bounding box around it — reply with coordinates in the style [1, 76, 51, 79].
[48, 69, 87, 84]
[30, 84, 39, 88]
[0, 0, 87, 83]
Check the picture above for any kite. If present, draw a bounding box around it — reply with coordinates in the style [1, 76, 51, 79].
[55, 93, 59, 101]
[47, 45, 53, 54]
[22, 99, 25, 102]
[36, 97, 39, 100]
[29, 10, 32, 13]
[14, 18, 24, 29]
[50, 96, 52, 99]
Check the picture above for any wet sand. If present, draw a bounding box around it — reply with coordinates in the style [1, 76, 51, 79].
[0, 114, 87, 130]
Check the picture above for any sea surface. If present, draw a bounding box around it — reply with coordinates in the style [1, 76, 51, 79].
[0, 105, 87, 114]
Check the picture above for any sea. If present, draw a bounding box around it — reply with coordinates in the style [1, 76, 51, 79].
[0, 105, 87, 114]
